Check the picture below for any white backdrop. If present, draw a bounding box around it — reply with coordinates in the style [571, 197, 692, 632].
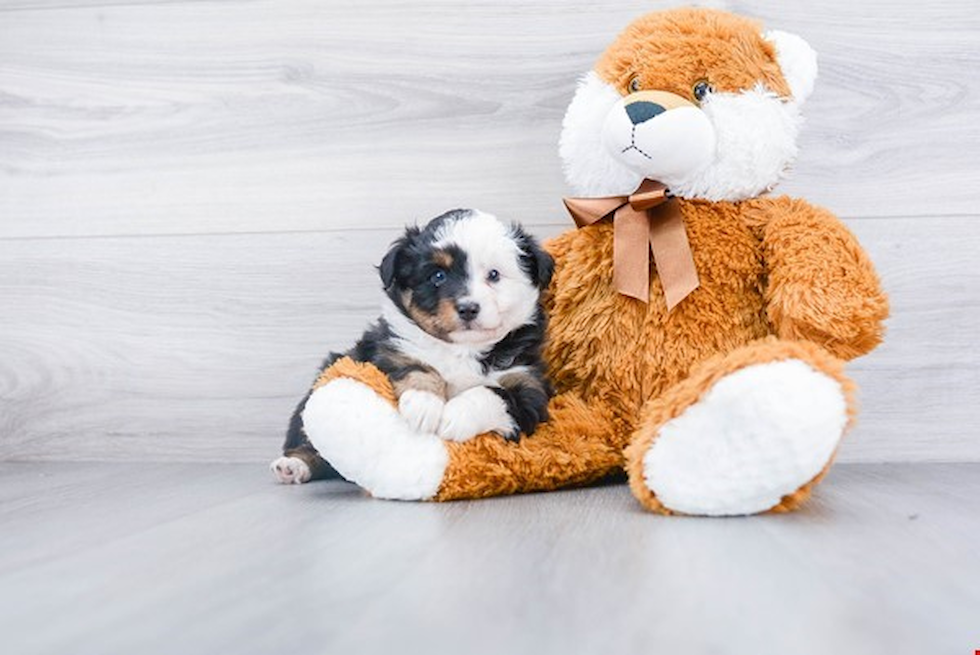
[1, 0, 978, 463]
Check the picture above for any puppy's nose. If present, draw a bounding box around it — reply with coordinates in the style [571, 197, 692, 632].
[625, 101, 665, 125]
[455, 300, 480, 322]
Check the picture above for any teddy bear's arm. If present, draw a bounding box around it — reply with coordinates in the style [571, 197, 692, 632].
[758, 196, 889, 360]
[540, 235, 567, 319]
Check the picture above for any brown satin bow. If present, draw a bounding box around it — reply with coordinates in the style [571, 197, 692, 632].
[562, 179, 699, 309]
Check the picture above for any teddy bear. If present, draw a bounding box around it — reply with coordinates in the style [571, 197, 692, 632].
[298, 7, 889, 515]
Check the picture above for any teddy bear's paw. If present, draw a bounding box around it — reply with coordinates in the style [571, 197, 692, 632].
[303, 378, 448, 500]
[437, 386, 515, 442]
[641, 359, 847, 516]
[398, 390, 445, 435]
[270, 456, 311, 485]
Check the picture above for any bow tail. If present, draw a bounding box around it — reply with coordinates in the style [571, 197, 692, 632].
[612, 206, 651, 302]
[647, 201, 700, 310]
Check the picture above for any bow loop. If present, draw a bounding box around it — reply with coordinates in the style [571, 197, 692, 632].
[562, 180, 699, 310]
[561, 196, 624, 228]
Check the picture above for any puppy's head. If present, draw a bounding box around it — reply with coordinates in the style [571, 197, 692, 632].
[380, 209, 552, 347]
[559, 8, 817, 201]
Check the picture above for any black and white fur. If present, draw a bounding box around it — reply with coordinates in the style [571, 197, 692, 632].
[271, 209, 554, 484]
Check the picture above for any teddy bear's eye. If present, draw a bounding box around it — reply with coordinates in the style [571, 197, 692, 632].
[693, 80, 713, 104]
[628, 76, 642, 94]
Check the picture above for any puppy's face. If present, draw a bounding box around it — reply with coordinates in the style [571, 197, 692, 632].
[380, 209, 552, 347]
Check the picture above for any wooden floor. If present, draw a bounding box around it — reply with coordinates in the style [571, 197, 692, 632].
[0, 462, 977, 655]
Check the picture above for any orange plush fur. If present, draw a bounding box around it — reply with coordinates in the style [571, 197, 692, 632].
[596, 10, 792, 101]
[314, 8, 889, 513]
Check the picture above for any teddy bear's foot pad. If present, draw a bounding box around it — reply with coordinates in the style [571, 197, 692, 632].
[641, 359, 847, 516]
[303, 378, 449, 500]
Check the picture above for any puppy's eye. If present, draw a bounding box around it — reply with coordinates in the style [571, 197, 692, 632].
[486, 269, 500, 283]
[429, 269, 447, 287]
[693, 80, 713, 104]
[628, 76, 642, 94]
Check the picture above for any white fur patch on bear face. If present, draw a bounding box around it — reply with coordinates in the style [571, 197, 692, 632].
[559, 72, 645, 197]
[667, 84, 802, 200]
[559, 73, 803, 201]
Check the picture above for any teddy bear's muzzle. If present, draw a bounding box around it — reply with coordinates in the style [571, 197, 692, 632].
[602, 89, 716, 185]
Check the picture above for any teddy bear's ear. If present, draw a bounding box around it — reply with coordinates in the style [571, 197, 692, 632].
[764, 30, 818, 104]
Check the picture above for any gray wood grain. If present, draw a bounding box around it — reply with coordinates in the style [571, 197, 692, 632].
[0, 462, 977, 655]
[1, 216, 977, 464]
[1, 0, 978, 464]
[1, 0, 978, 238]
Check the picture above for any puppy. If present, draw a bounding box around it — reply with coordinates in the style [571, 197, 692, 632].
[271, 208, 554, 484]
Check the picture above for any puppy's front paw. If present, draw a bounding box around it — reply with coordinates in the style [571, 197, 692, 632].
[270, 456, 312, 485]
[398, 390, 445, 434]
[437, 406, 480, 442]
[438, 386, 515, 443]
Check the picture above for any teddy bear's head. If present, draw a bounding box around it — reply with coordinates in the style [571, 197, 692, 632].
[559, 8, 818, 201]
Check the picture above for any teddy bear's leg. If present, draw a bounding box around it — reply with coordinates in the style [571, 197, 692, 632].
[433, 392, 626, 500]
[624, 338, 855, 516]
[301, 357, 450, 500]
[302, 357, 628, 501]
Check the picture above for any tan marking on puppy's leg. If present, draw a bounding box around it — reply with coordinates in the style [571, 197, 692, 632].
[394, 368, 449, 434]
[497, 370, 548, 396]
[392, 370, 448, 400]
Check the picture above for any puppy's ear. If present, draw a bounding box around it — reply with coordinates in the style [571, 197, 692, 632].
[511, 224, 554, 290]
[379, 226, 420, 290]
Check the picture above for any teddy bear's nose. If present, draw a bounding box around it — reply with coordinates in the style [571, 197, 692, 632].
[625, 101, 666, 125]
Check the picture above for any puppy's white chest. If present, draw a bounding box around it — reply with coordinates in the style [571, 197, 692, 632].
[425, 348, 489, 397]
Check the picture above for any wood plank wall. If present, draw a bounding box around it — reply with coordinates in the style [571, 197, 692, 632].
[1, 0, 978, 463]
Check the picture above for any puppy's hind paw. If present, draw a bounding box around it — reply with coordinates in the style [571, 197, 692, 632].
[270, 456, 312, 485]
[398, 390, 445, 434]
